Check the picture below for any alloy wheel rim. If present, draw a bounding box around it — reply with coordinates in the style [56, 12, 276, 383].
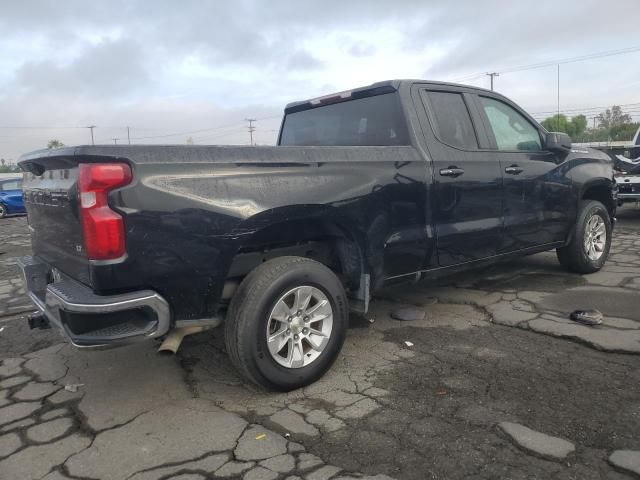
[266, 285, 333, 369]
[583, 214, 606, 261]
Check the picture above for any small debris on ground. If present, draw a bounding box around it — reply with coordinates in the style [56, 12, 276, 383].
[255, 433, 267, 440]
[570, 309, 603, 326]
[404, 341, 414, 347]
[0, 326, 5, 333]
[391, 307, 427, 322]
[435, 388, 448, 396]
[64, 383, 85, 393]
[284, 433, 291, 438]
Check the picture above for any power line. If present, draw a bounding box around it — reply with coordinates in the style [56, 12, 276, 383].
[529, 102, 640, 116]
[532, 110, 640, 120]
[129, 123, 244, 140]
[502, 45, 640, 74]
[128, 115, 281, 141]
[190, 128, 247, 143]
[449, 45, 640, 83]
[0, 125, 88, 130]
[0, 115, 282, 139]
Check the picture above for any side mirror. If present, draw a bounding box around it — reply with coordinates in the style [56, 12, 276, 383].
[545, 132, 572, 152]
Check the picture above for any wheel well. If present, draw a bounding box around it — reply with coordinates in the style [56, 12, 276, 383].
[228, 218, 364, 293]
[582, 184, 614, 216]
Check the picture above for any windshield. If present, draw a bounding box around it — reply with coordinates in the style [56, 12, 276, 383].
[0, 179, 22, 191]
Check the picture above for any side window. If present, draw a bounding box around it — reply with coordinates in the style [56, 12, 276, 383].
[1, 181, 20, 191]
[426, 91, 478, 150]
[479, 97, 541, 151]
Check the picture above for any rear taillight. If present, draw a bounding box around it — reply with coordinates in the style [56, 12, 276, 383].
[78, 163, 132, 261]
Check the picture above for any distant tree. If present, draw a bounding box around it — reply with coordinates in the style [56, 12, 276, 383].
[547, 105, 638, 143]
[541, 114, 567, 133]
[0, 159, 18, 173]
[580, 128, 609, 143]
[186, 137, 194, 145]
[541, 114, 587, 141]
[570, 115, 588, 137]
[609, 122, 640, 142]
[47, 139, 65, 149]
[597, 106, 632, 129]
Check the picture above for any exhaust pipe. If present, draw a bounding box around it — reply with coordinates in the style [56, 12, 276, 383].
[158, 326, 206, 355]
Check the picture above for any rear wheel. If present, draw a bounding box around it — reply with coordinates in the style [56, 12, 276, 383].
[224, 256, 348, 391]
[0, 204, 6, 218]
[557, 200, 611, 273]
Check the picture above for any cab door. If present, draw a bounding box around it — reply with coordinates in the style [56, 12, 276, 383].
[473, 94, 573, 251]
[415, 86, 504, 266]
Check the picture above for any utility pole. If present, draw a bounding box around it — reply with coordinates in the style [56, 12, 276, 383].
[486, 72, 499, 91]
[112, 138, 118, 145]
[557, 64, 561, 131]
[126, 126, 131, 145]
[86, 125, 96, 145]
[245, 118, 256, 146]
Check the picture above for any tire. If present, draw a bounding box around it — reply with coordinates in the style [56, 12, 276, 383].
[556, 200, 612, 274]
[224, 256, 348, 391]
[0, 204, 6, 219]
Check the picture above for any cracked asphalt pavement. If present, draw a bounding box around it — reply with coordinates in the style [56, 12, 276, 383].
[1, 206, 639, 479]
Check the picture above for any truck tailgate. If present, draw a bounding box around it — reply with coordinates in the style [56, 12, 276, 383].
[21, 157, 91, 286]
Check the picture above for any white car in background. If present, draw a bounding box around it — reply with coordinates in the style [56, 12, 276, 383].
[615, 154, 640, 205]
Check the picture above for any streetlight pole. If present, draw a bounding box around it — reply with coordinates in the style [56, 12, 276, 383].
[557, 64, 561, 131]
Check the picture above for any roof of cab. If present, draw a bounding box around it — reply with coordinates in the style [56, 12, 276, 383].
[284, 79, 495, 113]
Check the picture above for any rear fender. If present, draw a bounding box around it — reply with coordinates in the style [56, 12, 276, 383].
[231, 205, 369, 301]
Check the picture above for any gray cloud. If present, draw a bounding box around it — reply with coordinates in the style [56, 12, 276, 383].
[416, 0, 640, 79]
[0, 0, 638, 160]
[285, 50, 324, 71]
[14, 39, 150, 97]
[348, 43, 377, 57]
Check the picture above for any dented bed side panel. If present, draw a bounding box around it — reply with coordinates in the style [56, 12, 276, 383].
[61, 145, 433, 320]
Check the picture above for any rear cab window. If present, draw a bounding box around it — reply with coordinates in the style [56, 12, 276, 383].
[279, 92, 410, 146]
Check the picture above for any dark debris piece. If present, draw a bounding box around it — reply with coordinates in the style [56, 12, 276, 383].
[570, 309, 603, 326]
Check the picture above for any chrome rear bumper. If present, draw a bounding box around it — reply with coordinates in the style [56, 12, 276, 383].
[17, 256, 170, 348]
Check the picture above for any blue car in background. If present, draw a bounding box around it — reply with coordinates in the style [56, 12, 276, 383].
[0, 178, 25, 218]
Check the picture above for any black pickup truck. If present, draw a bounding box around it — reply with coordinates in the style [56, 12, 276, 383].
[18, 80, 616, 390]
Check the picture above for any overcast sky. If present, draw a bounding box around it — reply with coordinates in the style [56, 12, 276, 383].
[1, 0, 639, 161]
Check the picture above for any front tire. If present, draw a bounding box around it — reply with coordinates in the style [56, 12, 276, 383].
[224, 256, 348, 391]
[0, 204, 6, 218]
[557, 200, 612, 273]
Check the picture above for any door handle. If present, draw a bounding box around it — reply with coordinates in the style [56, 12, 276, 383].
[504, 165, 523, 175]
[439, 167, 465, 177]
